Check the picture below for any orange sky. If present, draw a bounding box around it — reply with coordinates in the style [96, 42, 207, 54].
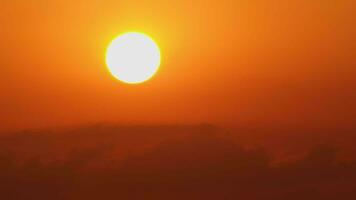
[0, 0, 355, 131]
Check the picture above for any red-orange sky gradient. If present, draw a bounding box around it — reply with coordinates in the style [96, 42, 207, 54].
[1, 0, 355, 132]
[1, 1, 356, 199]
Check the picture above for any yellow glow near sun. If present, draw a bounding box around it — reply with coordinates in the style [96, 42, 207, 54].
[105, 32, 161, 84]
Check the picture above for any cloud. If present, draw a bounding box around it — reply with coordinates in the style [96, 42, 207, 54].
[0, 124, 355, 199]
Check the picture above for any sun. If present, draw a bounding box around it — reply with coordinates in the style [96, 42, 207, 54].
[105, 32, 161, 84]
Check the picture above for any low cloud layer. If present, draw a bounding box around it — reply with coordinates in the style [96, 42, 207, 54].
[0, 125, 355, 199]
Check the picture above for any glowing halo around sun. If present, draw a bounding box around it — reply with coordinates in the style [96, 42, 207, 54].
[105, 32, 161, 84]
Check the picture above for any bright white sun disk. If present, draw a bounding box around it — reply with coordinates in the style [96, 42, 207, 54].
[106, 32, 161, 84]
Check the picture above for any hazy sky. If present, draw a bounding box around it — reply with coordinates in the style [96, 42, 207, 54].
[1, 0, 355, 131]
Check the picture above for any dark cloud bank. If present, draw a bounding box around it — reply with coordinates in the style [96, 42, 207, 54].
[0, 124, 355, 200]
